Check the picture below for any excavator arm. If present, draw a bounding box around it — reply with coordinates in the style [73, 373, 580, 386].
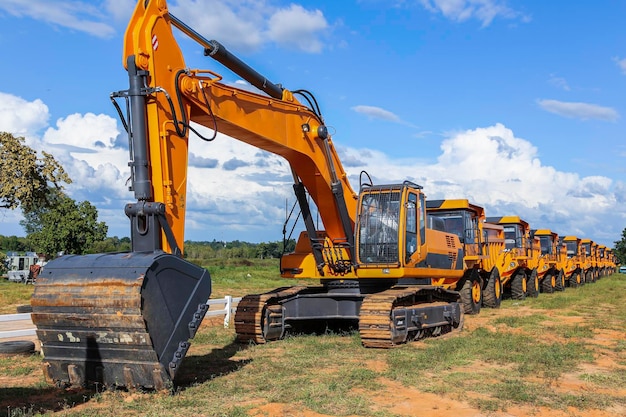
[118, 1, 357, 275]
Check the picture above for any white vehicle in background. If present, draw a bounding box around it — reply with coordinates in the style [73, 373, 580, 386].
[620, 265, 626, 274]
[4, 252, 45, 283]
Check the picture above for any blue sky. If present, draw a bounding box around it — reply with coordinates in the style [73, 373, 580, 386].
[0, 0, 624, 247]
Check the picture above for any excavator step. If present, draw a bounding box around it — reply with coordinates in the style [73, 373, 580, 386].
[31, 252, 211, 390]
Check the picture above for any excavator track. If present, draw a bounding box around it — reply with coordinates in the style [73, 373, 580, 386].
[359, 286, 463, 348]
[234, 286, 308, 343]
[235, 284, 462, 348]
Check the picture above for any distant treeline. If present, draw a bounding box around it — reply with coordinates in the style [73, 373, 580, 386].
[0, 234, 295, 260]
[183, 239, 296, 259]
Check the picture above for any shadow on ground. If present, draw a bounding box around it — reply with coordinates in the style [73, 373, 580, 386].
[0, 340, 252, 414]
[173, 339, 252, 389]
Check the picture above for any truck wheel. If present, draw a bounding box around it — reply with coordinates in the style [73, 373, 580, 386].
[585, 270, 595, 284]
[526, 269, 539, 298]
[459, 278, 482, 315]
[541, 273, 555, 294]
[554, 270, 565, 292]
[569, 272, 581, 288]
[0, 341, 35, 355]
[483, 268, 502, 308]
[511, 271, 526, 300]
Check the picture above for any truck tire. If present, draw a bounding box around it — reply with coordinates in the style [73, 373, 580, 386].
[511, 271, 526, 300]
[483, 268, 502, 308]
[554, 270, 565, 292]
[569, 272, 581, 288]
[459, 278, 482, 315]
[0, 341, 35, 355]
[526, 269, 539, 298]
[541, 273, 555, 294]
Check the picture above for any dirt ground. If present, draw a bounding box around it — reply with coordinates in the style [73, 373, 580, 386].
[2, 301, 625, 417]
[212, 306, 626, 417]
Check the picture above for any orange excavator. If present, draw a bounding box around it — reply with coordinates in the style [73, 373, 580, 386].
[31, 0, 463, 390]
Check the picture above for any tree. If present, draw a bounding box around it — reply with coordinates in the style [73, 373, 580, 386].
[0, 235, 28, 252]
[0, 252, 6, 275]
[614, 227, 626, 265]
[87, 236, 131, 254]
[20, 190, 108, 256]
[0, 132, 71, 211]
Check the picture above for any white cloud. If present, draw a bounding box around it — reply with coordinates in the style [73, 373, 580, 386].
[43, 113, 120, 149]
[426, 125, 593, 212]
[170, 0, 330, 53]
[103, 0, 136, 22]
[352, 105, 401, 122]
[184, 124, 294, 240]
[418, 0, 529, 27]
[0, 92, 622, 246]
[0, 0, 332, 54]
[267, 5, 328, 53]
[352, 105, 419, 128]
[0, 93, 132, 237]
[0, 92, 49, 137]
[171, 0, 265, 52]
[40, 113, 130, 203]
[336, 123, 621, 245]
[0, 0, 116, 38]
[613, 56, 626, 75]
[548, 75, 570, 91]
[537, 99, 619, 121]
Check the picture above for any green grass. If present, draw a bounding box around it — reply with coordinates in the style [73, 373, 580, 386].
[492, 313, 550, 329]
[193, 258, 311, 298]
[1, 272, 626, 416]
[0, 278, 33, 314]
[580, 369, 626, 386]
[551, 324, 595, 339]
[386, 326, 591, 381]
[0, 354, 41, 377]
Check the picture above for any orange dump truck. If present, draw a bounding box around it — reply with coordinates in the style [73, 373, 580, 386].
[484, 216, 541, 300]
[426, 199, 511, 310]
[530, 229, 567, 293]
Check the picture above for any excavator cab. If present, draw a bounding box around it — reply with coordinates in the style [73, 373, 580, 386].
[356, 182, 425, 267]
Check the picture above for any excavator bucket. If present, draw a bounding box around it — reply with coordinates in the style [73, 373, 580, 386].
[31, 251, 211, 390]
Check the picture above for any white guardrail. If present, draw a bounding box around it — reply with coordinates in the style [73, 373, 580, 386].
[205, 296, 242, 328]
[0, 313, 35, 339]
[0, 296, 242, 340]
